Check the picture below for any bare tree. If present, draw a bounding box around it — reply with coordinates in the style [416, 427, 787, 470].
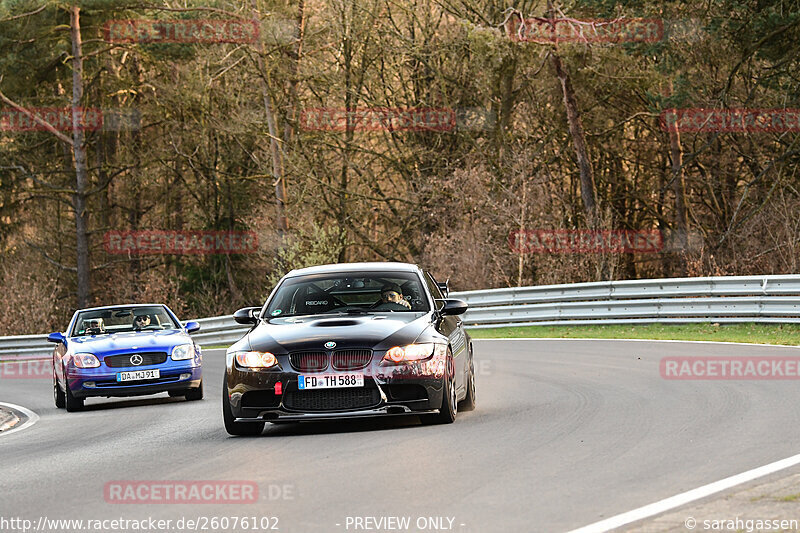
[546, 1, 597, 224]
[70, 6, 91, 306]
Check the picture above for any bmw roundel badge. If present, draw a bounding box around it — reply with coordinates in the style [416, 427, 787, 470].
[324, 341, 336, 349]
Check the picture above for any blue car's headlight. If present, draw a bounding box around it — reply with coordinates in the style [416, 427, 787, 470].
[73, 353, 100, 368]
[171, 344, 196, 361]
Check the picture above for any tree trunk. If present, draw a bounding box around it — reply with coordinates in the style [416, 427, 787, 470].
[551, 52, 597, 224]
[283, 0, 305, 149]
[668, 115, 689, 275]
[546, 2, 597, 224]
[252, 2, 289, 237]
[517, 179, 526, 287]
[260, 83, 288, 235]
[70, 6, 91, 307]
[338, 11, 354, 264]
[667, 82, 688, 275]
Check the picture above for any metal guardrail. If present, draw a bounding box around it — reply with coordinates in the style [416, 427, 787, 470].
[2, 275, 799, 359]
[455, 275, 800, 328]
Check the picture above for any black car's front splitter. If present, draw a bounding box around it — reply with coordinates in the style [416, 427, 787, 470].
[235, 405, 439, 423]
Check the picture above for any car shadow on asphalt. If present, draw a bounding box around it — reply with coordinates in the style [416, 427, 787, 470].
[81, 394, 188, 411]
[241, 415, 425, 438]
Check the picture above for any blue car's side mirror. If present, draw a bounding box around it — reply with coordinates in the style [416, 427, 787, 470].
[47, 332, 65, 343]
[184, 321, 201, 334]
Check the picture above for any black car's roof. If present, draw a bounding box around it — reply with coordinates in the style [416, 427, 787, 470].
[285, 262, 422, 278]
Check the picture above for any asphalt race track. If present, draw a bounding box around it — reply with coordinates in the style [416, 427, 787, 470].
[3, 339, 800, 533]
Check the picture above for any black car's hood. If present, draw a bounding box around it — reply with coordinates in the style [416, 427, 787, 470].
[245, 312, 436, 353]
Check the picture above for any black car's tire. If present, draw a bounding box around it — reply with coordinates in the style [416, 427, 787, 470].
[459, 358, 476, 412]
[185, 380, 203, 401]
[423, 349, 457, 425]
[64, 374, 84, 412]
[222, 374, 264, 436]
[53, 369, 66, 409]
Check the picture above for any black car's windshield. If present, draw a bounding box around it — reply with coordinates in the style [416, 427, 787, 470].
[265, 271, 429, 318]
[70, 306, 180, 337]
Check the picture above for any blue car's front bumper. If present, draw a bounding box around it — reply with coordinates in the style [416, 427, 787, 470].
[67, 360, 202, 399]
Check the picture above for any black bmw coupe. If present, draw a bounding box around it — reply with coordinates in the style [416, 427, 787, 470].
[222, 262, 475, 435]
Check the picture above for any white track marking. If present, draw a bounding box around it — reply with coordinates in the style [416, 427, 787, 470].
[0, 401, 39, 436]
[566, 452, 800, 532]
[474, 337, 800, 531]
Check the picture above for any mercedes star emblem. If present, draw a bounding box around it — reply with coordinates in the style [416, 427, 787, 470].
[130, 354, 143, 366]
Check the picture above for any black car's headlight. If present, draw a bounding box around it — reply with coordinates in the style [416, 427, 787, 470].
[382, 343, 445, 364]
[171, 343, 196, 361]
[234, 351, 278, 368]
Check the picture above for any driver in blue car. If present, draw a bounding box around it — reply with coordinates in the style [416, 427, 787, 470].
[133, 314, 151, 331]
[84, 318, 105, 335]
[380, 284, 411, 309]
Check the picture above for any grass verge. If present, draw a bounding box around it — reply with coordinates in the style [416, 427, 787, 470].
[466, 323, 800, 346]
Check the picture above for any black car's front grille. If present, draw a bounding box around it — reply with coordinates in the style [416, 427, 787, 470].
[283, 387, 381, 411]
[289, 351, 328, 372]
[331, 349, 372, 370]
[103, 352, 167, 368]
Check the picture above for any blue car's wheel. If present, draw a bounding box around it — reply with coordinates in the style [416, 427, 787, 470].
[53, 369, 65, 409]
[64, 372, 84, 412]
[185, 380, 203, 401]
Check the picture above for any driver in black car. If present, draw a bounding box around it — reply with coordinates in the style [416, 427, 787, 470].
[133, 314, 151, 331]
[378, 283, 411, 309]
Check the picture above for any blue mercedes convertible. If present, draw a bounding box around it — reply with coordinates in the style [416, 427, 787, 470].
[48, 304, 203, 412]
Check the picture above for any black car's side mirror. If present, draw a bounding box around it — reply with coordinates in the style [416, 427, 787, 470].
[233, 307, 261, 325]
[47, 332, 65, 343]
[436, 299, 468, 316]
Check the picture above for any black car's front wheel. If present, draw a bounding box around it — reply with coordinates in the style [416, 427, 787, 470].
[459, 352, 476, 412]
[222, 374, 264, 436]
[423, 348, 457, 425]
[53, 369, 65, 409]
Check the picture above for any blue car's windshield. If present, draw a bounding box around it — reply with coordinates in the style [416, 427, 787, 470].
[265, 271, 430, 318]
[70, 306, 180, 337]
